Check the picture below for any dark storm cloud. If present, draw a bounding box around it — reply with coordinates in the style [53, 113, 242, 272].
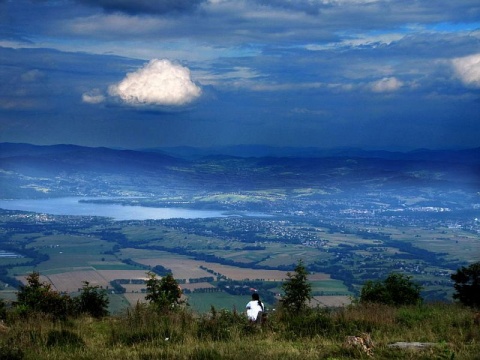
[0, 46, 134, 110]
[249, 0, 480, 25]
[75, 0, 206, 15]
[255, 0, 326, 15]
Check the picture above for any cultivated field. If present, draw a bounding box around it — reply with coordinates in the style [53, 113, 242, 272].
[96, 270, 149, 282]
[45, 270, 110, 292]
[16, 270, 110, 293]
[309, 295, 351, 307]
[121, 247, 324, 282]
[3, 203, 474, 314]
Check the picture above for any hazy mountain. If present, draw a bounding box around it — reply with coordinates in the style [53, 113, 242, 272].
[142, 144, 480, 164]
[0, 143, 183, 175]
[1, 143, 479, 199]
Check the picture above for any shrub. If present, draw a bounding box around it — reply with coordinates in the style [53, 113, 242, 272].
[0, 298, 6, 321]
[13, 272, 73, 320]
[74, 281, 109, 318]
[451, 261, 480, 308]
[0, 345, 23, 360]
[145, 272, 183, 311]
[359, 273, 422, 306]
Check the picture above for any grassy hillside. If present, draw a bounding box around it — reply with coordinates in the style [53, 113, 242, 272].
[0, 302, 478, 359]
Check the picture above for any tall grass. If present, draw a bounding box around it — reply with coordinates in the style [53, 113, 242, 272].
[0, 302, 478, 359]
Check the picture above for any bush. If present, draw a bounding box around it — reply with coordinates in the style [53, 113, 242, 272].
[451, 261, 480, 308]
[74, 281, 109, 318]
[13, 272, 73, 320]
[359, 273, 422, 306]
[0, 298, 6, 321]
[0, 345, 23, 360]
[145, 272, 183, 311]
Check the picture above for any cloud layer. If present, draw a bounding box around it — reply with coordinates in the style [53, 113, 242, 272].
[370, 77, 403, 93]
[82, 89, 106, 104]
[76, 0, 206, 15]
[108, 59, 202, 106]
[452, 53, 480, 88]
[1, 0, 479, 149]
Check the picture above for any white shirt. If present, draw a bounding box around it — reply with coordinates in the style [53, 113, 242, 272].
[246, 300, 264, 321]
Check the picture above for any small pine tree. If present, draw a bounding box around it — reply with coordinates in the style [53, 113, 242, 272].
[281, 260, 312, 314]
[451, 262, 480, 308]
[145, 272, 182, 310]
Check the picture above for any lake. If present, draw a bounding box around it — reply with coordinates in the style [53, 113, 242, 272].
[0, 197, 233, 220]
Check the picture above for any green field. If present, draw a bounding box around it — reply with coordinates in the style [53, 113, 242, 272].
[0, 208, 476, 308]
[310, 280, 350, 295]
[187, 292, 253, 314]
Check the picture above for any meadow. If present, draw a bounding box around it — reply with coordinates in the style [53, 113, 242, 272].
[0, 302, 478, 360]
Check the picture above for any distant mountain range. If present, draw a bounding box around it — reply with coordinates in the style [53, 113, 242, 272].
[0, 142, 479, 199]
[141, 144, 480, 164]
[2, 142, 479, 163]
[0, 143, 182, 175]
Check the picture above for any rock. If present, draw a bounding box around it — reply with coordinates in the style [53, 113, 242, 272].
[388, 342, 437, 350]
[0, 322, 8, 333]
[343, 333, 374, 357]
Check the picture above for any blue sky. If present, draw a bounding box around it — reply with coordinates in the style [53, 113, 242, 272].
[0, 0, 479, 150]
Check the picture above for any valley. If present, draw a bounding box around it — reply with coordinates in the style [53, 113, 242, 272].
[0, 143, 479, 313]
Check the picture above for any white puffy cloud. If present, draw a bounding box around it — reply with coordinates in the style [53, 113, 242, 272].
[369, 77, 403, 93]
[452, 53, 480, 88]
[109, 59, 202, 106]
[82, 89, 106, 104]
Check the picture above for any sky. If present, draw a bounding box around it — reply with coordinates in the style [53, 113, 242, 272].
[0, 0, 479, 150]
